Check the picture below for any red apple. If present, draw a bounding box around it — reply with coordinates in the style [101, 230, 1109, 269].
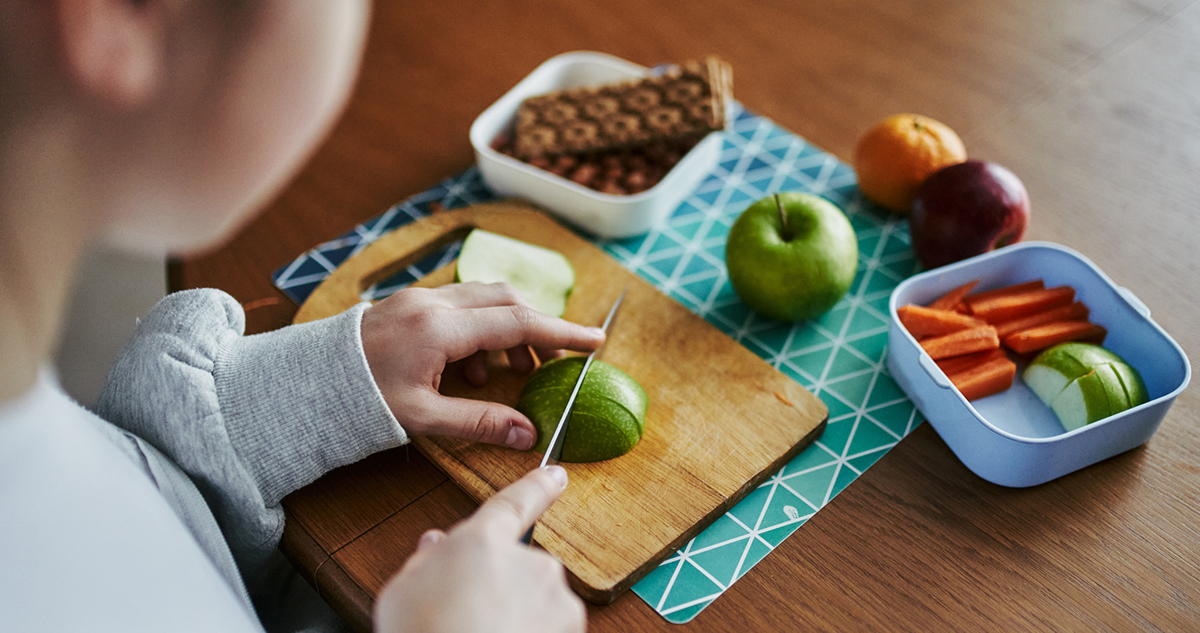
[909, 160, 1030, 269]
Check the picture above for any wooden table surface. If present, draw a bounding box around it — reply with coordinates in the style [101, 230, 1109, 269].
[171, 1, 1200, 630]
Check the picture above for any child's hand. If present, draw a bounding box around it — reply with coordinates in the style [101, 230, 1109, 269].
[361, 282, 605, 450]
[374, 465, 586, 633]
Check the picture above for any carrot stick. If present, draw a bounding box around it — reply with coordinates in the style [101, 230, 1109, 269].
[898, 305, 987, 338]
[1002, 320, 1108, 354]
[952, 302, 970, 314]
[936, 348, 1006, 377]
[928, 280, 980, 311]
[920, 325, 1000, 360]
[964, 280, 1045, 304]
[966, 286, 1075, 323]
[947, 354, 1017, 401]
[994, 301, 1090, 338]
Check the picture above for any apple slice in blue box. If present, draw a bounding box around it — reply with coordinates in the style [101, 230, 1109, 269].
[1023, 342, 1149, 432]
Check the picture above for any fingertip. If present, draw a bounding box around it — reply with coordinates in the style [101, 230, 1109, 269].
[542, 464, 568, 490]
[582, 326, 606, 350]
[416, 529, 445, 550]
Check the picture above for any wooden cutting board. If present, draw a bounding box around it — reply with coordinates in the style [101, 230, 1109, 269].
[294, 200, 827, 603]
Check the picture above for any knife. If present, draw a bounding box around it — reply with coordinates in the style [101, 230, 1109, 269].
[520, 286, 628, 546]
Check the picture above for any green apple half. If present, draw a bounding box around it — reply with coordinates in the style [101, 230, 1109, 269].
[725, 192, 858, 321]
[516, 356, 649, 463]
[455, 229, 575, 317]
[1023, 342, 1149, 432]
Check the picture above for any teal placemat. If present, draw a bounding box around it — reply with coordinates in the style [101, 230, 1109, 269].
[273, 102, 924, 623]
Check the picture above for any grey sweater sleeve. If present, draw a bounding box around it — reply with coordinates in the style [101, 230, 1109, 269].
[95, 289, 406, 587]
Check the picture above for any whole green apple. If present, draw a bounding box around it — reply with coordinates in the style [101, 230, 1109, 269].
[725, 192, 858, 321]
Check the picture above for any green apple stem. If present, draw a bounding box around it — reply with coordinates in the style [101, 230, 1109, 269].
[775, 193, 793, 242]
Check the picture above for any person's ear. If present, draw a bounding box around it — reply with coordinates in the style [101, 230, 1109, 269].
[56, 0, 166, 108]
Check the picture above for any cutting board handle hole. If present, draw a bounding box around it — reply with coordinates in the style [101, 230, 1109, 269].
[357, 225, 474, 300]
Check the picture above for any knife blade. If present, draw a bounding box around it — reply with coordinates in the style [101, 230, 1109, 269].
[520, 286, 628, 545]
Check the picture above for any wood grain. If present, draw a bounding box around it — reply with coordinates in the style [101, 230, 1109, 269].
[281, 446, 446, 553]
[294, 201, 828, 603]
[172, 0, 1200, 630]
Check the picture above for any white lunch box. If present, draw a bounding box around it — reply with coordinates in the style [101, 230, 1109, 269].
[469, 51, 725, 239]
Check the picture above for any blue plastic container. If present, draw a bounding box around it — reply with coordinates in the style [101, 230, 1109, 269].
[888, 242, 1191, 487]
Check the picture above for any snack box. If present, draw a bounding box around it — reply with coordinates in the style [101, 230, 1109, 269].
[469, 51, 724, 238]
[887, 241, 1191, 487]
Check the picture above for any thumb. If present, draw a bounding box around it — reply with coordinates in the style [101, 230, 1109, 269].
[411, 392, 537, 450]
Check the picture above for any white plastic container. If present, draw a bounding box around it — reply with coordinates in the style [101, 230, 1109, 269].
[469, 51, 724, 238]
[887, 241, 1191, 487]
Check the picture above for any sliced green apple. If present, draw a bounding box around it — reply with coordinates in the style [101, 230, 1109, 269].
[1023, 342, 1149, 433]
[517, 357, 649, 463]
[1048, 370, 1103, 432]
[1053, 342, 1126, 368]
[455, 229, 575, 317]
[1109, 360, 1150, 408]
[1023, 359, 1082, 407]
[1023, 343, 1097, 406]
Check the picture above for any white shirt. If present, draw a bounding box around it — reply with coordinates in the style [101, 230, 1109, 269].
[0, 371, 262, 633]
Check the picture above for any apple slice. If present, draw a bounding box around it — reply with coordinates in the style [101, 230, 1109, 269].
[1022, 344, 1092, 405]
[1110, 359, 1150, 407]
[1049, 364, 1127, 432]
[517, 357, 649, 463]
[455, 229, 575, 317]
[1023, 342, 1150, 433]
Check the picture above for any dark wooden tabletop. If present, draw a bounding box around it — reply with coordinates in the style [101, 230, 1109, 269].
[171, 1, 1200, 631]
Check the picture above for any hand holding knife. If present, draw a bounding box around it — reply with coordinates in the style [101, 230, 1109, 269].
[520, 286, 628, 546]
